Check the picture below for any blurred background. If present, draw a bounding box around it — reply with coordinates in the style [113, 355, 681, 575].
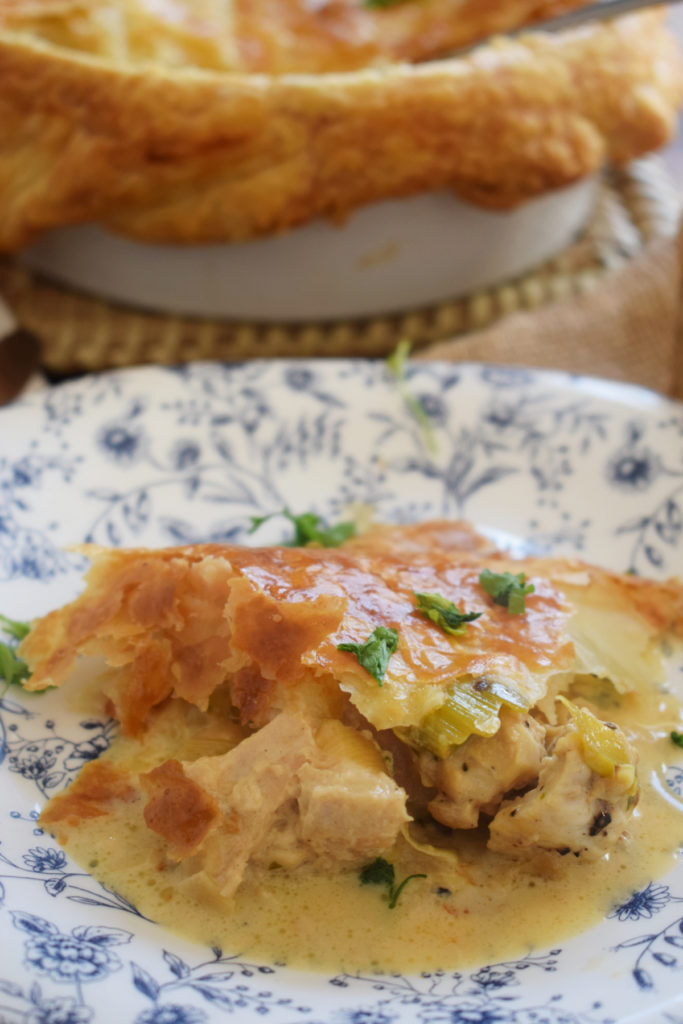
[0, 0, 682, 397]
[665, 6, 683, 179]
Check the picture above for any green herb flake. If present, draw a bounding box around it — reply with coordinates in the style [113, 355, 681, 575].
[0, 614, 31, 641]
[337, 626, 399, 685]
[414, 592, 482, 636]
[360, 856, 426, 909]
[0, 642, 29, 687]
[386, 339, 437, 454]
[360, 857, 395, 888]
[0, 614, 31, 687]
[479, 569, 535, 614]
[671, 731, 683, 749]
[249, 509, 356, 548]
[248, 513, 272, 533]
[364, 0, 408, 7]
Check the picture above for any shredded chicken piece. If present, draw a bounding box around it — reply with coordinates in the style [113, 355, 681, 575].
[141, 711, 407, 896]
[297, 763, 408, 862]
[487, 719, 638, 859]
[419, 709, 546, 830]
[180, 712, 316, 894]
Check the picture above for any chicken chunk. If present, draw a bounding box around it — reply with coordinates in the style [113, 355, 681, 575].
[142, 712, 408, 896]
[418, 709, 546, 830]
[174, 711, 316, 894]
[254, 719, 409, 870]
[297, 763, 408, 863]
[488, 717, 638, 859]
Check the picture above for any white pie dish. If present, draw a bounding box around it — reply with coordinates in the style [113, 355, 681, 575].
[20, 178, 596, 321]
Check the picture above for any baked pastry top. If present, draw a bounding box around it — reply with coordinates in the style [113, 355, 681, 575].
[0, 0, 681, 248]
[0, 0, 600, 72]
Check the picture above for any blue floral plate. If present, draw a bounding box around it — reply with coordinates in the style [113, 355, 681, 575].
[1, 360, 683, 1024]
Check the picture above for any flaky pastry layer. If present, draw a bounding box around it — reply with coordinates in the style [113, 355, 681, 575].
[20, 520, 683, 733]
[0, 0, 602, 73]
[0, 8, 681, 249]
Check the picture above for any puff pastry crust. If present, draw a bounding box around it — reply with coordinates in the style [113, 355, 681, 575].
[0, 2, 681, 249]
[0, 0, 602, 73]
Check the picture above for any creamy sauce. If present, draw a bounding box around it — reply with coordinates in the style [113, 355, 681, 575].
[49, 682, 683, 974]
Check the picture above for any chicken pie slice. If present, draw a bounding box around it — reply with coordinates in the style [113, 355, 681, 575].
[20, 520, 682, 906]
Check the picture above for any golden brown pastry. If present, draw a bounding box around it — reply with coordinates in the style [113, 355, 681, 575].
[0, 0, 602, 72]
[22, 519, 683, 732]
[0, 1, 680, 249]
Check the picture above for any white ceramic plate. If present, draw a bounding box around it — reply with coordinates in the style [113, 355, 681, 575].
[1, 360, 683, 1024]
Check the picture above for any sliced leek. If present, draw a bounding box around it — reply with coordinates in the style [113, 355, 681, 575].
[400, 823, 460, 865]
[557, 695, 634, 779]
[413, 676, 531, 759]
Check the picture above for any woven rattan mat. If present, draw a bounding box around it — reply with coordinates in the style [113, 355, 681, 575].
[1, 157, 680, 376]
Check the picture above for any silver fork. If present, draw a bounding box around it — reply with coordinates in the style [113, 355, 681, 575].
[442, 0, 683, 56]
[489, 0, 683, 41]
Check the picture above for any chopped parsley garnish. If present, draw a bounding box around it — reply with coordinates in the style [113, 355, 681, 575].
[364, 0, 408, 7]
[414, 592, 482, 636]
[671, 731, 683, 749]
[0, 643, 30, 687]
[249, 509, 356, 548]
[479, 569, 534, 614]
[337, 626, 399, 685]
[360, 857, 426, 909]
[0, 614, 31, 641]
[0, 614, 31, 687]
[386, 339, 437, 453]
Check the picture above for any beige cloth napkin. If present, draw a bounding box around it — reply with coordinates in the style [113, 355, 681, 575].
[419, 218, 683, 400]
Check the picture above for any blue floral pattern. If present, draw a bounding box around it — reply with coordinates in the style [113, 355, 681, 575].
[18, 915, 130, 983]
[0, 360, 682, 1023]
[3, 713, 116, 798]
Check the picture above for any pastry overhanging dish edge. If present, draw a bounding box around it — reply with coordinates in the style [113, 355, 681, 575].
[0, 9, 681, 251]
